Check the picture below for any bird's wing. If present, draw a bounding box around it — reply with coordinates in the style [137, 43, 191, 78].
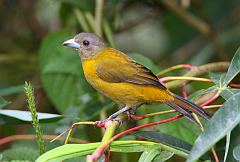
[95, 52, 166, 90]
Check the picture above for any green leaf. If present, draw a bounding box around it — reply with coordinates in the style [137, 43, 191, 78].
[59, 0, 94, 11]
[188, 86, 217, 102]
[36, 141, 156, 162]
[0, 97, 10, 109]
[0, 110, 63, 124]
[133, 131, 192, 154]
[220, 88, 240, 100]
[153, 151, 174, 162]
[223, 132, 231, 162]
[138, 104, 199, 144]
[187, 92, 240, 162]
[0, 85, 24, 96]
[1, 147, 39, 161]
[225, 125, 240, 162]
[209, 72, 225, 87]
[233, 145, 240, 161]
[138, 145, 161, 162]
[110, 142, 147, 153]
[208, 72, 240, 100]
[223, 47, 240, 86]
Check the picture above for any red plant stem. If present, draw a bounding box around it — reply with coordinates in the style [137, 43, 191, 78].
[211, 148, 219, 162]
[104, 150, 110, 162]
[129, 114, 147, 120]
[88, 115, 183, 161]
[182, 87, 188, 99]
[0, 134, 89, 145]
[157, 64, 193, 76]
[200, 91, 220, 107]
[182, 64, 193, 69]
[230, 83, 240, 88]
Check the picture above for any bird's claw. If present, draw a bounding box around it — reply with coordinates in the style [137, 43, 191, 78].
[95, 118, 122, 128]
[126, 108, 136, 120]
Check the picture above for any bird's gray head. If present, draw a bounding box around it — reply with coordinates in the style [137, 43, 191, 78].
[63, 33, 107, 60]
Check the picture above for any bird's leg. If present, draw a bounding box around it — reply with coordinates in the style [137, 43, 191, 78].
[95, 106, 129, 126]
[106, 105, 129, 121]
[126, 107, 136, 119]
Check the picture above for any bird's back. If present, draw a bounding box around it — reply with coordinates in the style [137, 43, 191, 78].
[82, 47, 174, 107]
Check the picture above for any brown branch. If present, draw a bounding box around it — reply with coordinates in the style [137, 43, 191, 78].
[0, 134, 88, 146]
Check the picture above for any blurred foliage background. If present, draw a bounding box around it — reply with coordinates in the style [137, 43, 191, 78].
[0, 0, 240, 161]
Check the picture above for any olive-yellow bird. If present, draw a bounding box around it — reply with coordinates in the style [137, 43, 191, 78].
[63, 33, 210, 125]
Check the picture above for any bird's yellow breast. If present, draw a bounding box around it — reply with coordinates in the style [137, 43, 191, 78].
[82, 48, 174, 107]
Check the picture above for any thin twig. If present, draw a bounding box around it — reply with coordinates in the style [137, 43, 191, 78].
[211, 147, 220, 162]
[200, 90, 220, 107]
[157, 64, 192, 76]
[0, 134, 88, 145]
[160, 76, 212, 83]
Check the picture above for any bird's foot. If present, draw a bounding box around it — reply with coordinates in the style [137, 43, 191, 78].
[95, 118, 122, 128]
[126, 108, 136, 120]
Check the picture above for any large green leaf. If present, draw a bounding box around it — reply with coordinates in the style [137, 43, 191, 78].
[0, 85, 24, 96]
[36, 141, 156, 162]
[0, 147, 39, 161]
[133, 131, 192, 153]
[0, 110, 63, 124]
[223, 47, 240, 86]
[187, 92, 240, 162]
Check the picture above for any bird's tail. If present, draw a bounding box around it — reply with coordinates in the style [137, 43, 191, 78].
[166, 95, 210, 126]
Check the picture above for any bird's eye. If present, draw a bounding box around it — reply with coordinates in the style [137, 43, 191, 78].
[83, 40, 90, 46]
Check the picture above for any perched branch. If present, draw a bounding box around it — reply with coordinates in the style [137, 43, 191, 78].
[87, 115, 183, 162]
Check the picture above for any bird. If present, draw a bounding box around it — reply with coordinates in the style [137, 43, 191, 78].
[63, 32, 210, 126]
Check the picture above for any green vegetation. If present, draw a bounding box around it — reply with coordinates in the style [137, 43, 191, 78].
[0, 0, 240, 162]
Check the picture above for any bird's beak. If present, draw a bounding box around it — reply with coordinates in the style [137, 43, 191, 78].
[62, 39, 80, 49]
